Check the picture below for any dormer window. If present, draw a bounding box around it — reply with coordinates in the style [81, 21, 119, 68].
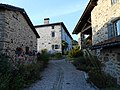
[111, 0, 119, 5]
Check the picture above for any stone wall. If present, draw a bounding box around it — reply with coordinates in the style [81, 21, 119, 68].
[91, 0, 120, 45]
[100, 47, 120, 84]
[0, 9, 37, 63]
[0, 9, 5, 50]
[91, 0, 120, 84]
[36, 25, 62, 53]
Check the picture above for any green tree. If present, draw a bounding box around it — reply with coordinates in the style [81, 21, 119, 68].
[72, 40, 78, 46]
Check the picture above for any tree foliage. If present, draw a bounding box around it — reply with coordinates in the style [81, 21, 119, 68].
[62, 40, 68, 51]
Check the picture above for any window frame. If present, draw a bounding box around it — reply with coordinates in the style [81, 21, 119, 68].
[113, 19, 120, 36]
[108, 19, 120, 38]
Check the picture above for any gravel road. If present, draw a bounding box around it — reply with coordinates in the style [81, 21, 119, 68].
[26, 59, 96, 90]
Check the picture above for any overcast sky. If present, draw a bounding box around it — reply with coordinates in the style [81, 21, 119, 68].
[0, 0, 89, 41]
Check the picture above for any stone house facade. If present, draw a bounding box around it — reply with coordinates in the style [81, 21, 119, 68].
[92, 0, 120, 84]
[0, 4, 40, 63]
[73, 0, 120, 84]
[35, 18, 73, 53]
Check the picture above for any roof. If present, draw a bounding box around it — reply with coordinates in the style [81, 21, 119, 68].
[35, 22, 73, 40]
[91, 36, 120, 49]
[0, 4, 40, 38]
[72, 0, 98, 34]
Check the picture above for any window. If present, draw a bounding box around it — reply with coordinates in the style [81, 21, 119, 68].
[52, 32, 55, 37]
[52, 25, 54, 29]
[108, 19, 120, 38]
[111, 0, 119, 5]
[52, 45, 54, 50]
[55, 45, 59, 49]
[52, 45, 59, 49]
[114, 19, 120, 35]
[108, 23, 114, 38]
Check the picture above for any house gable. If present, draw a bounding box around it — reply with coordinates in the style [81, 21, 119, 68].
[0, 4, 40, 38]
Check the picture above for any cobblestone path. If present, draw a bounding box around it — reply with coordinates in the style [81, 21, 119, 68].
[26, 59, 96, 90]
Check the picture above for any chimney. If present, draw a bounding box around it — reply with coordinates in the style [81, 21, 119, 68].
[44, 18, 49, 24]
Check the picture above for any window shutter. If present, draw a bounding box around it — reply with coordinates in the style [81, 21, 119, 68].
[108, 23, 113, 38]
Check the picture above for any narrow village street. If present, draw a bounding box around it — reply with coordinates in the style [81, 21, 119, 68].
[26, 59, 96, 90]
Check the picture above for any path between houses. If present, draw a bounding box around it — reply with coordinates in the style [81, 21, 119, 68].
[26, 59, 96, 90]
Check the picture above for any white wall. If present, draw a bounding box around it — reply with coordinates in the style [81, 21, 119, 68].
[36, 25, 62, 53]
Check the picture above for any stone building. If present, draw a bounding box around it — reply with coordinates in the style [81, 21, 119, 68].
[0, 4, 40, 62]
[35, 18, 73, 53]
[73, 0, 120, 84]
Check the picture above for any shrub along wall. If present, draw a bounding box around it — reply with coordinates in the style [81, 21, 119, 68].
[68, 48, 118, 89]
[0, 50, 50, 90]
[68, 46, 83, 58]
[49, 52, 63, 60]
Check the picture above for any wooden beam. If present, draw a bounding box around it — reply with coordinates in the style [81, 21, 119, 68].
[87, 17, 91, 24]
[90, 0, 97, 6]
[81, 25, 91, 33]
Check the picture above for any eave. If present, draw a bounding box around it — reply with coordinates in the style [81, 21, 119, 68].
[72, 0, 98, 34]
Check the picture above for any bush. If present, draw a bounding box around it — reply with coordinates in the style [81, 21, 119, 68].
[0, 53, 42, 90]
[0, 54, 12, 74]
[0, 72, 12, 90]
[68, 46, 83, 58]
[37, 49, 50, 67]
[54, 53, 62, 59]
[9, 71, 25, 90]
[72, 57, 93, 72]
[88, 68, 117, 88]
[69, 49, 118, 89]
[63, 51, 68, 55]
[9, 62, 42, 90]
[49, 52, 63, 60]
[0, 54, 13, 90]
